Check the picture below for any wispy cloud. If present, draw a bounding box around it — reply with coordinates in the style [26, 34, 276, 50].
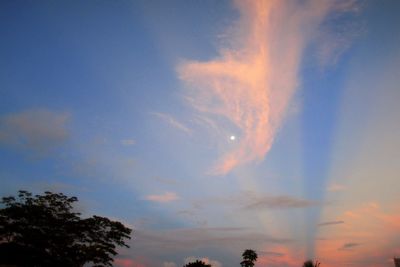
[0, 109, 69, 155]
[328, 183, 347, 192]
[318, 220, 345, 227]
[133, 227, 292, 253]
[121, 139, 135, 146]
[144, 192, 179, 203]
[244, 195, 318, 209]
[178, 0, 355, 174]
[194, 191, 318, 210]
[257, 245, 300, 267]
[152, 176, 178, 185]
[259, 251, 285, 257]
[315, 0, 364, 66]
[151, 112, 192, 134]
[338, 242, 361, 251]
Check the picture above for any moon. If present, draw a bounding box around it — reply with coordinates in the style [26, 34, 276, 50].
[230, 135, 236, 141]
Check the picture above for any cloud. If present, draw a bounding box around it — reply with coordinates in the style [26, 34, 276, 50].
[144, 192, 179, 203]
[178, 0, 356, 174]
[121, 139, 135, 146]
[192, 191, 319, 210]
[338, 242, 361, 251]
[184, 257, 222, 267]
[327, 183, 347, 192]
[0, 109, 69, 155]
[245, 195, 318, 209]
[315, 0, 364, 66]
[163, 262, 177, 267]
[151, 112, 192, 134]
[114, 258, 146, 267]
[259, 251, 285, 257]
[152, 176, 178, 185]
[257, 245, 300, 267]
[318, 220, 344, 227]
[132, 227, 292, 254]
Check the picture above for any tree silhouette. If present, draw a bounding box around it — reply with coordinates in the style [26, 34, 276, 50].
[240, 249, 258, 267]
[183, 260, 212, 267]
[303, 260, 321, 267]
[0, 190, 132, 267]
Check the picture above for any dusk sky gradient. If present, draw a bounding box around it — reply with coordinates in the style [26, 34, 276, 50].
[1, 1, 400, 266]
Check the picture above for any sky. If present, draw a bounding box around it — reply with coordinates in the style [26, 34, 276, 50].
[1, 0, 400, 266]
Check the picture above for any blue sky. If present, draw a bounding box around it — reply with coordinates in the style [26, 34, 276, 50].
[1, 1, 400, 266]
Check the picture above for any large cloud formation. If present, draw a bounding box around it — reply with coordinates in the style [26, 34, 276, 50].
[178, 0, 354, 174]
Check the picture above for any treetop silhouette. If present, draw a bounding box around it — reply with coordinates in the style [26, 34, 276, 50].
[303, 260, 321, 267]
[0, 190, 132, 267]
[240, 249, 258, 267]
[183, 259, 212, 267]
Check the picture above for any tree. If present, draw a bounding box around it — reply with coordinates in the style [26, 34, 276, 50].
[303, 260, 321, 267]
[183, 260, 212, 267]
[240, 249, 258, 267]
[0, 190, 132, 267]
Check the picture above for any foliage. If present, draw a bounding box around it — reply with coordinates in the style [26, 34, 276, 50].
[240, 249, 258, 267]
[303, 260, 321, 267]
[0, 190, 132, 267]
[183, 260, 212, 267]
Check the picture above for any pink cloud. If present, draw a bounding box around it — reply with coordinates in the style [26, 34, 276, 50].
[178, 0, 340, 175]
[114, 258, 146, 267]
[144, 192, 179, 203]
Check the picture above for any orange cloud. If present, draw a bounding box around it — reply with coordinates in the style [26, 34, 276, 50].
[178, 0, 337, 174]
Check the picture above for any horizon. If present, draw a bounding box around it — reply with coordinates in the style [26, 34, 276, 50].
[1, 0, 400, 266]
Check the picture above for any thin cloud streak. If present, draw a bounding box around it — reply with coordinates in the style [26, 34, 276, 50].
[327, 183, 347, 192]
[144, 192, 179, 203]
[132, 227, 292, 253]
[259, 251, 285, 257]
[244, 195, 318, 210]
[338, 242, 361, 251]
[192, 191, 319, 210]
[178, 0, 341, 174]
[121, 139, 136, 146]
[151, 112, 192, 134]
[318, 220, 344, 227]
